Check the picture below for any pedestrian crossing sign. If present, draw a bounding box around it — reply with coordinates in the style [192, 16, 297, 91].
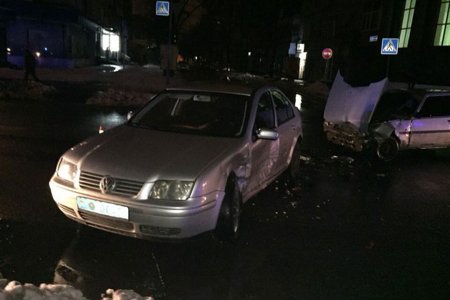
[381, 38, 399, 55]
[156, 1, 170, 16]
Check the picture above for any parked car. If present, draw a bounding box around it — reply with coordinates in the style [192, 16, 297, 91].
[324, 72, 450, 161]
[49, 86, 303, 241]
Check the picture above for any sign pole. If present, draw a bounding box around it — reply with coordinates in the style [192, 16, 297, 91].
[166, 1, 171, 85]
[156, 1, 171, 85]
[321, 48, 333, 81]
[380, 38, 399, 80]
[386, 55, 390, 79]
[324, 59, 330, 81]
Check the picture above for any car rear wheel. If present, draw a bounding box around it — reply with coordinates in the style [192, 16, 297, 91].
[376, 136, 399, 161]
[215, 176, 241, 242]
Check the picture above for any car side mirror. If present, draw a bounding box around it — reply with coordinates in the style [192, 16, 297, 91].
[256, 128, 279, 140]
[127, 111, 134, 120]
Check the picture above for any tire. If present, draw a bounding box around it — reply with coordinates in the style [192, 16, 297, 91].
[376, 136, 399, 162]
[215, 176, 242, 242]
[288, 138, 302, 179]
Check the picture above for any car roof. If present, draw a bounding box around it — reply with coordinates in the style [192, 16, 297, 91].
[383, 88, 450, 99]
[165, 84, 253, 96]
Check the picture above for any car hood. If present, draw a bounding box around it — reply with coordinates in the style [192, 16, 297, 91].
[66, 125, 242, 182]
[324, 71, 389, 133]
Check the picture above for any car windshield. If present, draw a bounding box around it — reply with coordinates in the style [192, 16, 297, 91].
[130, 91, 250, 137]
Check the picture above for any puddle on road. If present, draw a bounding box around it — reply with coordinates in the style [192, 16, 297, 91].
[0, 220, 75, 287]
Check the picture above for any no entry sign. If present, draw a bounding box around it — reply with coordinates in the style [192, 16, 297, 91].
[322, 48, 333, 60]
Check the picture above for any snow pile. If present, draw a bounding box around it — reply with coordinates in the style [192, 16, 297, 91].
[86, 88, 152, 106]
[0, 80, 56, 101]
[103, 289, 154, 300]
[0, 280, 154, 300]
[229, 72, 259, 81]
[0, 280, 88, 300]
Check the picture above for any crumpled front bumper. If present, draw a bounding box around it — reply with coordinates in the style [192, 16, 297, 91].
[323, 121, 370, 152]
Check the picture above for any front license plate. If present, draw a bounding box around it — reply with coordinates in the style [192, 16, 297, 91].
[77, 197, 129, 220]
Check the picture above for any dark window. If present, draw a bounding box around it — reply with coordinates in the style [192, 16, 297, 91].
[371, 91, 420, 123]
[417, 96, 450, 118]
[361, 0, 382, 31]
[272, 90, 294, 125]
[255, 92, 275, 129]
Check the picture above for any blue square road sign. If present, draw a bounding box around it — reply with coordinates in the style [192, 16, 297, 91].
[156, 1, 170, 16]
[381, 38, 399, 55]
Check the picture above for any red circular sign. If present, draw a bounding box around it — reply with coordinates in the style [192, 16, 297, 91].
[322, 48, 333, 60]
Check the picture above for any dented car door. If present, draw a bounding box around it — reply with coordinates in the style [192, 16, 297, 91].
[246, 91, 280, 196]
[271, 89, 300, 169]
[409, 95, 450, 148]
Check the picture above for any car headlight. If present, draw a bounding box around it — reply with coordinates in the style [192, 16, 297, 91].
[150, 180, 193, 200]
[56, 159, 78, 182]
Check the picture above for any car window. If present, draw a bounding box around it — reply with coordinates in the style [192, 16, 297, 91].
[272, 90, 294, 125]
[255, 92, 275, 129]
[371, 91, 420, 123]
[417, 96, 450, 118]
[131, 92, 249, 137]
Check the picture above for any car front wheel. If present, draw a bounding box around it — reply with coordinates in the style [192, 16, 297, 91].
[376, 136, 399, 161]
[215, 176, 241, 242]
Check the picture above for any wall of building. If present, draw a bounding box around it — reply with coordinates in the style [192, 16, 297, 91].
[2, 0, 127, 68]
[300, 0, 450, 86]
[6, 18, 98, 68]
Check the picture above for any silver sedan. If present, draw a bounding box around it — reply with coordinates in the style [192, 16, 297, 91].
[49, 86, 303, 241]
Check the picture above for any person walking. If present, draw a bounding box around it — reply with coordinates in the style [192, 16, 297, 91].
[24, 49, 39, 81]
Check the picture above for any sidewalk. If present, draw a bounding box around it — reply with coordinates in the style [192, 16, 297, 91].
[0, 64, 185, 105]
[0, 64, 331, 106]
[0, 64, 186, 91]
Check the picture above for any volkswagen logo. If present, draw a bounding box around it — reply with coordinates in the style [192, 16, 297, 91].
[99, 175, 116, 194]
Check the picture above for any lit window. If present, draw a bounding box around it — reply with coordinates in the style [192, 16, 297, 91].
[110, 35, 120, 52]
[434, 0, 450, 46]
[399, 0, 416, 48]
[101, 30, 120, 52]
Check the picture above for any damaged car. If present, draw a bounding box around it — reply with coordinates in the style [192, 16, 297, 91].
[49, 86, 303, 241]
[324, 72, 450, 161]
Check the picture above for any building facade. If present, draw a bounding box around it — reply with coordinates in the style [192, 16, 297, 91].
[0, 0, 128, 68]
[297, 0, 450, 86]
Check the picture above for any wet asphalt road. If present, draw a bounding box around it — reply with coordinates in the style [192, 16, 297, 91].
[0, 92, 449, 300]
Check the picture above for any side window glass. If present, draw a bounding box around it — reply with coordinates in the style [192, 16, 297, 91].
[417, 96, 450, 118]
[255, 92, 275, 130]
[272, 90, 294, 125]
[439, 96, 450, 115]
